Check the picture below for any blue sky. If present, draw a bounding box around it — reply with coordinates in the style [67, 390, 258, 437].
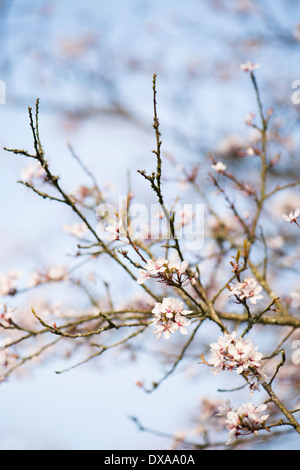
[1, 0, 300, 450]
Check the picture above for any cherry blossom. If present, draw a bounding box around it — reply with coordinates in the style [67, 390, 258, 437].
[27, 265, 68, 287]
[240, 61, 260, 72]
[245, 112, 255, 126]
[0, 304, 15, 327]
[176, 206, 194, 227]
[211, 161, 227, 173]
[137, 257, 193, 287]
[230, 277, 263, 304]
[0, 270, 23, 297]
[282, 208, 300, 224]
[209, 331, 265, 379]
[20, 161, 46, 184]
[104, 219, 125, 241]
[217, 400, 269, 445]
[151, 297, 192, 340]
[137, 257, 168, 284]
[63, 222, 88, 239]
[0, 348, 18, 382]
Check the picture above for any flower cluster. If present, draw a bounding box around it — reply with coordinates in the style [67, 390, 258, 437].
[151, 297, 192, 339]
[230, 277, 263, 304]
[0, 270, 23, 297]
[217, 400, 269, 445]
[27, 265, 68, 288]
[137, 257, 193, 287]
[209, 331, 265, 378]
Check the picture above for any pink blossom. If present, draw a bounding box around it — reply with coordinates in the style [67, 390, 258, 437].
[152, 320, 176, 340]
[174, 312, 190, 335]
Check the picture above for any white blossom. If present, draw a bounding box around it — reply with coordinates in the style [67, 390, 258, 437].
[27, 265, 68, 287]
[137, 257, 193, 287]
[282, 208, 300, 223]
[230, 277, 263, 304]
[240, 61, 260, 72]
[104, 219, 125, 241]
[168, 260, 189, 276]
[137, 257, 168, 284]
[151, 297, 192, 340]
[63, 223, 88, 239]
[211, 161, 227, 173]
[218, 400, 269, 445]
[176, 206, 194, 227]
[0, 270, 23, 296]
[209, 331, 265, 378]
[20, 161, 45, 184]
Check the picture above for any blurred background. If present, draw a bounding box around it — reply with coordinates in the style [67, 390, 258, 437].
[0, 0, 300, 449]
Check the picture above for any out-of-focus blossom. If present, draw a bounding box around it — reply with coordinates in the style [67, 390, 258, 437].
[240, 61, 260, 72]
[20, 161, 46, 184]
[245, 113, 255, 126]
[0, 270, 23, 297]
[267, 236, 284, 250]
[290, 291, 300, 308]
[176, 206, 195, 227]
[230, 277, 263, 304]
[104, 219, 125, 241]
[0, 348, 19, 382]
[28, 265, 68, 287]
[0, 304, 15, 326]
[282, 208, 300, 224]
[63, 222, 88, 239]
[211, 161, 227, 173]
